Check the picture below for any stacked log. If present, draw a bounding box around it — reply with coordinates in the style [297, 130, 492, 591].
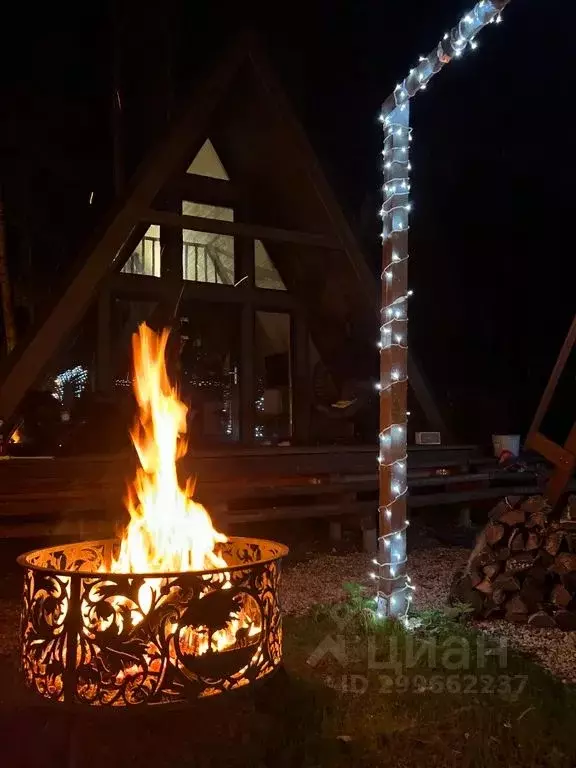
[450, 495, 576, 629]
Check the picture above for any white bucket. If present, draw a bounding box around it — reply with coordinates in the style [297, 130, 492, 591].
[492, 434, 520, 459]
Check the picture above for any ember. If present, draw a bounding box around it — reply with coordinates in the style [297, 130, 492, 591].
[18, 324, 288, 705]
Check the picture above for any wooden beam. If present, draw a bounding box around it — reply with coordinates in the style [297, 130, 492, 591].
[0, 39, 247, 425]
[292, 309, 311, 443]
[111, 273, 298, 310]
[525, 431, 571, 468]
[170, 174, 240, 206]
[240, 303, 255, 443]
[528, 313, 576, 438]
[141, 209, 340, 249]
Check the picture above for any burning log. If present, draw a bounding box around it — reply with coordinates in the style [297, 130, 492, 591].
[450, 495, 576, 628]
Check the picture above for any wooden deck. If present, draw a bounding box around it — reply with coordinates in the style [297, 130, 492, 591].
[0, 444, 565, 539]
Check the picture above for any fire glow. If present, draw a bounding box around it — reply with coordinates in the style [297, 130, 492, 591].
[105, 323, 260, 658]
[19, 323, 287, 705]
[110, 324, 227, 574]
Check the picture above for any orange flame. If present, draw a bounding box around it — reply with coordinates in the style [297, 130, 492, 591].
[110, 324, 227, 573]
[9, 428, 21, 444]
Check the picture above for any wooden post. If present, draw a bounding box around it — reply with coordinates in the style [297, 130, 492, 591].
[240, 303, 255, 443]
[377, 103, 411, 618]
[292, 308, 311, 444]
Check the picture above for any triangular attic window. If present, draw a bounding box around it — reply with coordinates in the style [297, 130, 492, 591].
[255, 240, 286, 291]
[186, 139, 229, 180]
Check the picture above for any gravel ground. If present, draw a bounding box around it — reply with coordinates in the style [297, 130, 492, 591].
[281, 546, 469, 615]
[281, 547, 576, 685]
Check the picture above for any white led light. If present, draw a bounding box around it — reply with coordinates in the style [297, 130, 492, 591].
[392, 252, 400, 262]
[391, 370, 400, 381]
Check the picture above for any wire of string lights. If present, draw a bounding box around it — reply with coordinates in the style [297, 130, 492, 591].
[375, 0, 512, 619]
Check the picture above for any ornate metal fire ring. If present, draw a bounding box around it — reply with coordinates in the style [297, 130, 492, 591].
[18, 537, 289, 707]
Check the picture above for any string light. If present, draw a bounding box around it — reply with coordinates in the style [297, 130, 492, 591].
[375, 0, 511, 619]
[52, 366, 89, 403]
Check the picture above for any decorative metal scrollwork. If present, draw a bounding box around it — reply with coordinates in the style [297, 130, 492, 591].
[18, 537, 288, 706]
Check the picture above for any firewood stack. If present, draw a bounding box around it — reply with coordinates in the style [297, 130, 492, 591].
[450, 495, 576, 630]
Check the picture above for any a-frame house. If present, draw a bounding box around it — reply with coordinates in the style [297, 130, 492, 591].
[0, 35, 445, 446]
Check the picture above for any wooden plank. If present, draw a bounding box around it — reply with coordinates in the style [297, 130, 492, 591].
[196, 478, 378, 503]
[221, 500, 375, 525]
[141, 209, 340, 250]
[407, 484, 576, 508]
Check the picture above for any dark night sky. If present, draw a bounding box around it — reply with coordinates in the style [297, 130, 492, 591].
[0, 0, 574, 441]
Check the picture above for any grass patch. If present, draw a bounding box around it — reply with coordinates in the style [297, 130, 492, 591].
[275, 590, 576, 767]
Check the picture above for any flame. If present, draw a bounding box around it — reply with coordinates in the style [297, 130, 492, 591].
[109, 324, 227, 574]
[9, 428, 21, 444]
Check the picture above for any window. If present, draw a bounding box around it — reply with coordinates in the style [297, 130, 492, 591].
[186, 139, 229, 180]
[254, 240, 286, 290]
[182, 202, 234, 284]
[255, 312, 292, 441]
[121, 225, 161, 277]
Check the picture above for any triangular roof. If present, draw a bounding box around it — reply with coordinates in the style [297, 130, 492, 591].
[0, 33, 445, 432]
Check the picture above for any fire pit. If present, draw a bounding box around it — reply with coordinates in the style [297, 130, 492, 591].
[19, 536, 287, 706]
[18, 324, 289, 706]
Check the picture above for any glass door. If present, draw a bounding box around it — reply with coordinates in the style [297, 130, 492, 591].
[179, 301, 241, 445]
